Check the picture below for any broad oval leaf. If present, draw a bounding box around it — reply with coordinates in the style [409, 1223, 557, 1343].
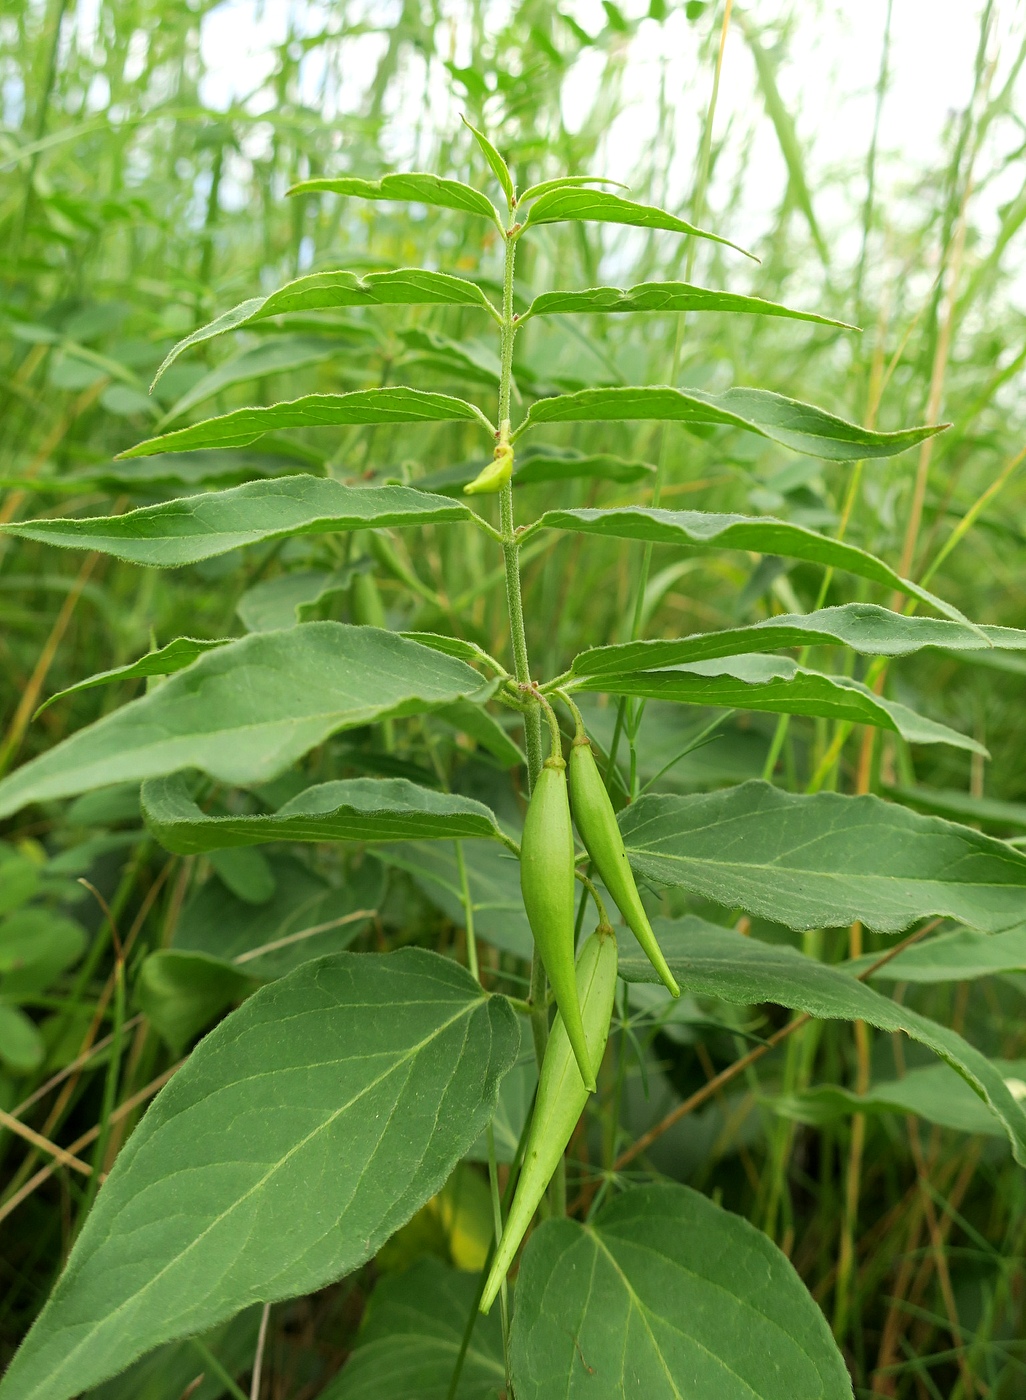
[521, 280, 855, 328]
[521, 187, 753, 260]
[320, 1257, 505, 1399]
[509, 1183, 851, 1400]
[153, 269, 499, 385]
[0, 625, 494, 819]
[288, 172, 502, 226]
[142, 773, 505, 854]
[2, 476, 473, 566]
[36, 637, 231, 716]
[512, 385, 943, 460]
[618, 919, 1026, 1163]
[0, 949, 520, 1400]
[530, 506, 967, 622]
[116, 389, 494, 459]
[575, 654, 984, 755]
[570, 604, 1011, 679]
[620, 780, 1026, 934]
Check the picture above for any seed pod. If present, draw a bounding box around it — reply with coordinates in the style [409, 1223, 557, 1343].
[464, 441, 513, 495]
[520, 755, 594, 1090]
[480, 925, 618, 1314]
[569, 735, 680, 997]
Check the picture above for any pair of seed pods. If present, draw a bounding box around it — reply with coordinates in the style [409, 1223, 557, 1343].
[480, 735, 680, 1313]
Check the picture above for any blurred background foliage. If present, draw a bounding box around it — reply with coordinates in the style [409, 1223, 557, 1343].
[3, 1, 1026, 1395]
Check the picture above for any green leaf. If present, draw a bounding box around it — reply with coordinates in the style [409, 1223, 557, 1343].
[0, 625, 494, 819]
[884, 783, 1026, 834]
[35, 638, 231, 717]
[320, 1257, 505, 1399]
[517, 176, 627, 203]
[378, 841, 532, 960]
[152, 269, 499, 385]
[510, 1183, 851, 1400]
[433, 700, 526, 768]
[619, 781, 1026, 934]
[779, 1060, 1026, 1139]
[461, 114, 514, 207]
[0, 1001, 46, 1074]
[288, 172, 502, 226]
[521, 280, 854, 328]
[116, 389, 494, 459]
[515, 446, 655, 486]
[571, 604, 1007, 680]
[0, 909, 86, 997]
[467, 1055, 537, 1164]
[237, 568, 360, 633]
[0, 949, 520, 1400]
[142, 773, 504, 854]
[2, 476, 473, 567]
[174, 851, 380, 980]
[136, 950, 258, 1052]
[860, 925, 1026, 983]
[81, 1306, 263, 1400]
[207, 847, 276, 904]
[521, 187, 753, 260]
[619, 919, 1026, 1163]
[513, 385, 943, 460]
[575, 654, 985, 755]
[532, 506, 967, 622]
[159, 337, 337, 425]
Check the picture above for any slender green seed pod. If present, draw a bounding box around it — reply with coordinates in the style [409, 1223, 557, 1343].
[480, 925, 618, 1314]
[569, 735, 681, 997]
[520, 755, 595, 1089]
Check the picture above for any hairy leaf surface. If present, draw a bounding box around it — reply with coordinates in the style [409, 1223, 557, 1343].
[510, 1184, 851, 1400]
[142, 774, 505, 853]
[0, 625, 493, 818]
[116, 390, 493, 459]
[514, 385, 942, 460]
[619, 782, 1026, 933]
[0, 950, 519, 1400]
[618, 920, 1026, 1162]
[2, 476, 472, 566]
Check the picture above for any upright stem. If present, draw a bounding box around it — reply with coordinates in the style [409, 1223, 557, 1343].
[497, 229, 543, 789]
[496, 223, 548, 1075]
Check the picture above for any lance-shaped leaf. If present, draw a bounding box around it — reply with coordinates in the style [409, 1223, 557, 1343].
[153, 269, 500, 385]
[512, 384, 943, 460]
[0, 625, 494, 819]
[521, 187, 753, 260]
[289, 172, 502, 226]
[529, 506, 966, 622]
[570, 605, 1012, 680]
[1, 476, 473, 567]
[516, 446, 655, 485]
[462, 114, 514, 207]
[779, 1060, 1026, 1140]
[0, 949, 520, 1400]
[35, 637, 232, 717]
[858, 925, 1026, 984]
[618, 920, 1026, 1164]
[619, 781, 1026, 934]
[518, 175, 627, 203]
[116, 389, 494, 459]
[576, 654, 984, 755]
[521, 280, 855, 328]
[142, 773, 506, 854]
[159, 336, 338, 424]
[884, 783, 1026, 833]
[510, 1184, 851, 1400]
